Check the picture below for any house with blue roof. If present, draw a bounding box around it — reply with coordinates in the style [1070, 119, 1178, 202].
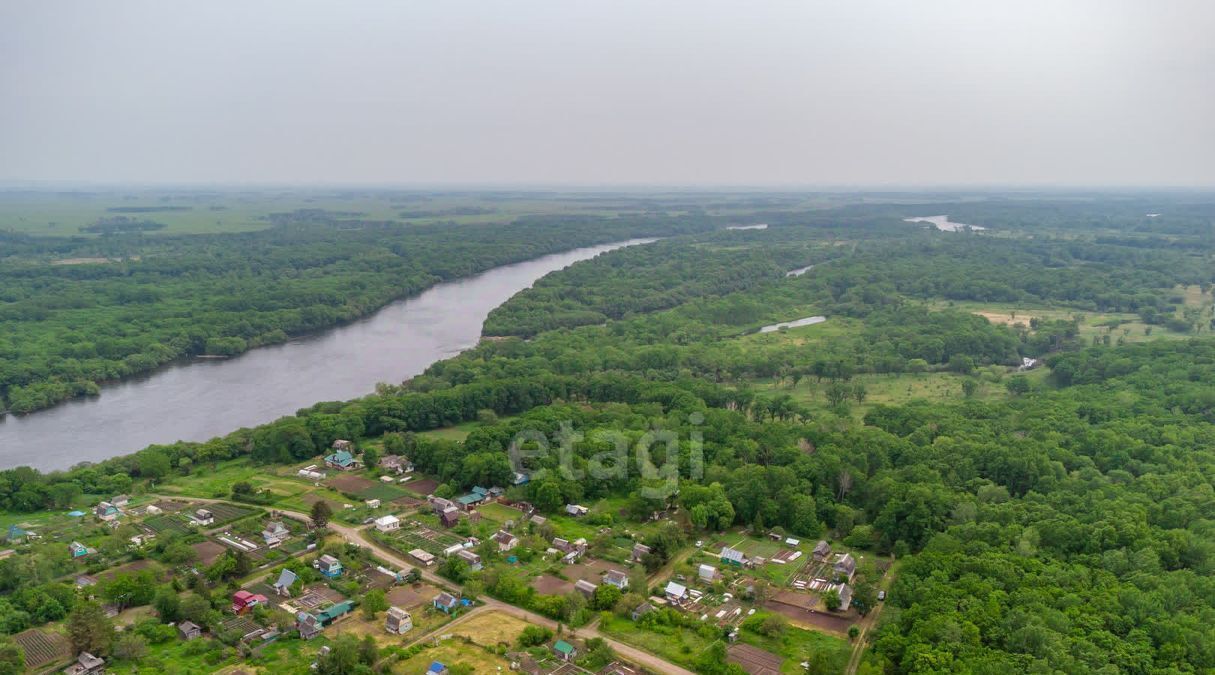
[427, 662, 448, 675]
[6, 525, 27, 543]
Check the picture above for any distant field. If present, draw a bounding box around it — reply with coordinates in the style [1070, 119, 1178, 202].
[0, 189, 653, 236]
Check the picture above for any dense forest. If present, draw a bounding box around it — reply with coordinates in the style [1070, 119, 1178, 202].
[0, 212, 718, 414]
[1, 195, 1214, 672]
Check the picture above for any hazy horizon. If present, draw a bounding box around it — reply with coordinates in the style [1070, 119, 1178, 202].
[4, 1, 1214, 187]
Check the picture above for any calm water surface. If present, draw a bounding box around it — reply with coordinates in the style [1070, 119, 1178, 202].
[0, 240, 653, 471]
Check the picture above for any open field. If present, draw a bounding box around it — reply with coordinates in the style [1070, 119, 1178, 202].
[447, 609, 532, 646]
[0, 190, 658, 237]
[395, 640, 513, 674]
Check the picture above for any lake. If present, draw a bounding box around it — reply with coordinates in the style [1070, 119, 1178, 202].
[903, 215, 986, 232]
[0, 239, 654, 471]
[759, 316, 827, 333]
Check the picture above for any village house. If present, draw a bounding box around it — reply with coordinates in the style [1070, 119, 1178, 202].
[324, 448, 361, 471]
[315, 600, 354, 626]
[631, 602, 654, 621]
[631, 542, 651, 562]
[296, 611, 323, 640]
[365, 498, 381, 509]
[429, 496, 455, 513]
[665, 581, 688, 604]
[190, 508, 214, 526]
[574, 579, 598, 597]
[379, 455, 413, 474]
[492, 530, 518, 552]
[720, 546, 746, 567]
[374, 514, 400, 532]
[262, 521, 290, 547]
[834, 584, 853, 611]
[698, 563, 718, 583]
[63, 652, 105, 675]
[553, 640, 577, 662]
[273, 568, 298, 596]
[316, 554, 343, 578]
[604, 569, 629, 590]
[5, 524, 27, 544]
[565, 504, 589, 517]
[813, 540, 831, 561]
[833, 553, 857, 582]
[94, 501, 120, 521]
[232, 590, 269, 614]
[439, 506, 460, 528]
[410, 548, 436, 565]
[456, 491, 485, 510]
[110, 495, 130, 509]
[178, 620, 202, 641]
[457, 548, 483, 571]
[385, 606, 413, 634]
[433, 592, 459, 614]
[552, 537, 570, 552]
[69, 541, 89, 558]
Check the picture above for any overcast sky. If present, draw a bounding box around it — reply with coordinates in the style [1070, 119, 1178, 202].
[2, 1, 1213, 187]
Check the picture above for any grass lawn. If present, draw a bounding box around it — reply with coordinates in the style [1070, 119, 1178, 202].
[395, 640, 513, 674]
[475, 501, 526, 524]
[415, 420, 481, 442]
[447, 609, 532, 646]
[600, 615, 716, 670]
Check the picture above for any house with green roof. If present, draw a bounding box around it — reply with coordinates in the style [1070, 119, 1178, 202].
[324, 449, 361, 471]
[553, 639, 577, 662]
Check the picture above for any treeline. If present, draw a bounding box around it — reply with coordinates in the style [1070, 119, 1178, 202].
[0, 213, 718, 413]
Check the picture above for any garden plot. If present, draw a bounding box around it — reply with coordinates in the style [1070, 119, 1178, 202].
[327, 474, 380, 495]
[400, 477, 439, 496]
[219, 615, 261, 637]
[530, 574, 575, 595]
[728, 643, 784, 675]
[13, 628, 70, 671]
[386, 584, 441, 609]
[142, 514, 191, 535]
[192, 541, 227, 565]
[203, 502, 260, 526]
[384, 522, 465, 556]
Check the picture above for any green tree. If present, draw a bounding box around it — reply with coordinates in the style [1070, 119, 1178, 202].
[311, 500, 333, 527]
[361, 589, 388, 619]
[0, 637, 23, 675]
[824, 589, 841, 611]
[67, 601, 114, 656]
[113, 633, 148, 661]
[152, 586, 180, 623]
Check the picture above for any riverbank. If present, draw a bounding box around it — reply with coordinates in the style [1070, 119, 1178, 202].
[0, 239, 656, 470]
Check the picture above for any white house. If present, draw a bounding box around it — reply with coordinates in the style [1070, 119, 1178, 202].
[698, 564, 718, 582]
[665, 581, 688, 603]
[262, 521, 290, 546]
[374, 515, 400, 532]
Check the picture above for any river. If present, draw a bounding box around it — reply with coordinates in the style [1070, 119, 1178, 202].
[0, 239, 654, 472]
